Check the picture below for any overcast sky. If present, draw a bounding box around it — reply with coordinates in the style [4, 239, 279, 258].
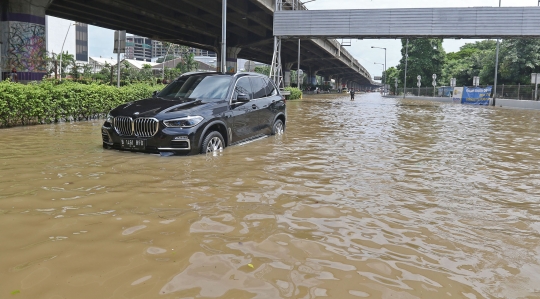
[88, 0, 539, 79]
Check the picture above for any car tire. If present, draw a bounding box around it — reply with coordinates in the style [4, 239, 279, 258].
[271, 119, 285, 135]
[201, 131, 225, 154]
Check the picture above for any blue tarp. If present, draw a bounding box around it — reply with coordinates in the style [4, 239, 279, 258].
[461, 86, 492, 105]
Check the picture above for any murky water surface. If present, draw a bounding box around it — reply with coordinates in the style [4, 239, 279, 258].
[1, 93, 540, 299]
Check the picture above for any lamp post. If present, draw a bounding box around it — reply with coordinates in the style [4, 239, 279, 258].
[403, 39, 409, 99]
[221, 0, 227, 73]
[372, 46, 386, 95]
[59, 23, 76, 81]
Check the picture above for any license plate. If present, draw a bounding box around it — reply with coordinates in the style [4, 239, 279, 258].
[121, 139, 146, 150]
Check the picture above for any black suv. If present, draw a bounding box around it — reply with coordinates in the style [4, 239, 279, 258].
[101, 72, 286, 155]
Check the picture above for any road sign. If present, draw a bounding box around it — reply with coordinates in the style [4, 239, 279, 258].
[417, 75, 421, 80]
[432, 80, 437, 87]
[432, 74, 437, 80]
[473, 76, 480, 87]
[114, 30, 126, 54]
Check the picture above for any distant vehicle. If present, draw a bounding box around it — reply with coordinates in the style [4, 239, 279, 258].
[101, 72, 286, 155]
[342, 88, 348, 93]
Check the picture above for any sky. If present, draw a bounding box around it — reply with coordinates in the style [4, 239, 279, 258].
[88, 0, 539, 80]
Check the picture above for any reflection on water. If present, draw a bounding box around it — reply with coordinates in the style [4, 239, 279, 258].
[1, 93, 540, 298]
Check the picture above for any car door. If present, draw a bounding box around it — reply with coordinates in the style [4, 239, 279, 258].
[259, 77, 282, 133]
[249, 76, 269, 134]
[230, 77, 256, 142]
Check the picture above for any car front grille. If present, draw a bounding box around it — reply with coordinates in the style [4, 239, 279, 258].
[113, 117, 159, 137]
[134, 118, 159, 138]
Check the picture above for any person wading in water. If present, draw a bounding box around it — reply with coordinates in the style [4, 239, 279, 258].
[350, 89, 355, 101]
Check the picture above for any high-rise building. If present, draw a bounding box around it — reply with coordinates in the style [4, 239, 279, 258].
[125, 35, 152, 62]
[75, 23, 88, 62]
[150, 40, 216, 60]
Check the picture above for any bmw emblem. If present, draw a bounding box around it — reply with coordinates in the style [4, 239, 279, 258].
[134, 112, 140, 116]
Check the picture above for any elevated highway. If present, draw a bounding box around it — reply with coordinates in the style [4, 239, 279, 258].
[43, 0, 373, 87]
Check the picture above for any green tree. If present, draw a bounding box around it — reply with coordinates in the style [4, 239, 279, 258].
[383, 67, 400, 94]
[254, 66, 270, 76]
[499, 39, 540, 84]
[58, 52, 75, 79]
[176, 52, 199, 73]
[442, 40, 496, 86]
[396, 39, 445, 89]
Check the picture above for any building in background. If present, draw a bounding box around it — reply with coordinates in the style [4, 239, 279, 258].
[75, 23, 88, 62]
[150, 40, 217, 61]
[125, 35, 152, 62]
[46, 16, 88, 63]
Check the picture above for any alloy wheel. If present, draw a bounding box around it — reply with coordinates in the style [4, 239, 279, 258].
[206, 137, 224, 153]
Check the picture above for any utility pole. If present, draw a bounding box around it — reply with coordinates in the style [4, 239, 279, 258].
[403, 39, 409, 99]
[221, 0, 227, 73]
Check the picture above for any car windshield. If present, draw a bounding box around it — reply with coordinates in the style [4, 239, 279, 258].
[158, 75, 232, 100]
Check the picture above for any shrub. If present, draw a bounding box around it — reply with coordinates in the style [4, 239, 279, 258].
[0, 81, 165, 128]
[284, 87, 302, 100]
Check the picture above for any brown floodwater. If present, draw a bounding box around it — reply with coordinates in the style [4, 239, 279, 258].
[1, 93, 540, 299]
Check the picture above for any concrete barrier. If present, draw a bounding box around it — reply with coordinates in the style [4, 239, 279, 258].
[386, 96, 540, 110]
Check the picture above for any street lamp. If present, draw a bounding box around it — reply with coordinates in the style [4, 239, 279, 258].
[59, 23, 76, 81]
[403, 39, 409, 99]
[372, 46, 386, 95]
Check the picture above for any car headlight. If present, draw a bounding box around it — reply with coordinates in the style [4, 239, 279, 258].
[163, 116, 204, 128]
[106, 113, 114, 123]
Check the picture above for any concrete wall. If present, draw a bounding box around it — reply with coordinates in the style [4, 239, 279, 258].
[495, 98, 540, 110]
[388, 95, 540, 110]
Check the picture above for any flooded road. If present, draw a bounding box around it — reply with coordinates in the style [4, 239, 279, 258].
[1, 92, 540, 299]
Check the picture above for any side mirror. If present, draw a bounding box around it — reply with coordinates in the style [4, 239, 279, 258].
[152, 91, 159, 97]
[236, 93, 251, 103]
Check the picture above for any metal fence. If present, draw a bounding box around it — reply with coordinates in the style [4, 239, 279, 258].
[396, 85, 539, 101]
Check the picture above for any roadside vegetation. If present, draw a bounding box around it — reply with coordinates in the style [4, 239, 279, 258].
[284, 87, 302, 100]
[0, 80, 161, 128]
[384, 38, 540, 94]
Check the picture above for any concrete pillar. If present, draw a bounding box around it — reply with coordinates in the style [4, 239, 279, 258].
[226, 47, 241, 73]
[310, 70, 318, 86]
[215, 46, 241, 73]
[283, 62, 293, 87]
[1, 0, 49, 82]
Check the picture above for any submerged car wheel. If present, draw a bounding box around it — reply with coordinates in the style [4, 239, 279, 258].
[201, 131, 224, 154]
[272, 119, 284, 135]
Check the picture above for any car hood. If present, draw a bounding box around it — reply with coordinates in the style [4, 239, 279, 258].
[112, 97, 209, 118]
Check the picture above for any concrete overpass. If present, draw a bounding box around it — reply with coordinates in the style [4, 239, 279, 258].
[0, 0, 374, 88]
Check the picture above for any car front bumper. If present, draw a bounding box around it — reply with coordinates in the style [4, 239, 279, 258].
[101, 122, 200, 155]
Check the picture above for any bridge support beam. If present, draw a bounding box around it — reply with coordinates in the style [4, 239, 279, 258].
[1, 0, 49, 82]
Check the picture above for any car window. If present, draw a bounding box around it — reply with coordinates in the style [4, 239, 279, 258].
[250, 77, 267, 99]
[264, 78, 278, 97]
[158, 75, 232, 100]
[234, 78, 253, 100]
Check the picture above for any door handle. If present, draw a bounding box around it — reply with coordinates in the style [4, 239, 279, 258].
[252, 104, 257, 110]
[271, 100, 275, 103]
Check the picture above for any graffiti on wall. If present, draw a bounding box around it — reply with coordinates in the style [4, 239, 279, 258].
[7, 21, 47, 73]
